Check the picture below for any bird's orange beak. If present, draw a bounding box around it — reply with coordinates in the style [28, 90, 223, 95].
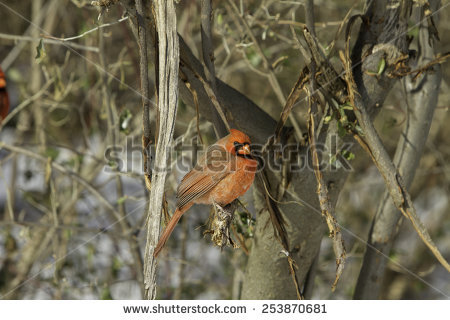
[241, 143, 251, 155]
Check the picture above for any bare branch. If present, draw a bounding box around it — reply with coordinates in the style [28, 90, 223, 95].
[305, 0, 316, 37]
[180, 64, 230, 133]
[44, 16, 129, 42]
[0, 33, 99, 52]
[308, 93, 346, 291]
[143, 0, 179, 299]
[273, 70, 308, 143]
[135, 0, 152, 191]
[350, 84, 450, 274]
[201, 0, 228, 137]
[354, 0, 446, 298]
[305, 0, 347, 286]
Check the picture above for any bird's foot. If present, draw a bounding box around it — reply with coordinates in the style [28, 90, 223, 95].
[206, 201, 238, 250]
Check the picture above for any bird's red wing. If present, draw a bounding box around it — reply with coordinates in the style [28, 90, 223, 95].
[176, 145, 232, 209]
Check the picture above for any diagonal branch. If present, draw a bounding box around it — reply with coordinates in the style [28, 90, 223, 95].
[351, 91, 450, 274]
[308, 94, 346, 291]
[354, 0, 445, 298]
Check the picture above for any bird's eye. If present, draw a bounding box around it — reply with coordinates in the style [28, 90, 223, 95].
[233, 141, 243, 153]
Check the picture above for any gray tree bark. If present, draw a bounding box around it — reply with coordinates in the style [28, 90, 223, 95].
[142, 0, 179, 299]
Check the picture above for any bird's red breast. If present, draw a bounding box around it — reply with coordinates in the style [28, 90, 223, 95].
[154, 129, 258, 257]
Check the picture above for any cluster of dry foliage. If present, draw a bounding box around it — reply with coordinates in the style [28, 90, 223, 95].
[0, 0, 449, 299]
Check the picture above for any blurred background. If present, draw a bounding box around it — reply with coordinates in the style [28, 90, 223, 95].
[0, 0, 449, 299]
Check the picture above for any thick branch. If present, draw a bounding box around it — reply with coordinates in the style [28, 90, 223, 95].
[143, 0, 179, 299]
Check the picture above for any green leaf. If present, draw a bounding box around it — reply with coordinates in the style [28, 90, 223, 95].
[7, 68, 23, 82]
[340, 103, 354, 111]
[407, 26, 419, 38]
[45, 147, 59, 160]
[35, 39, 47, 64]
[108, 160, 118, 168]
[337, 121, 347, 137]
[100, 287, 113, 300]
[324, 115, 333, 124]
[119, 109, 132, 134]
[117, 196, 127, 204]
[377, 57, 386, 75]
[329, 154, 337, 164]
[365, 70, 378, 76]
[112, 256, 122, 278]
[337, 107, 348, 123]
[64, 229, 72, 240]
[342, 150, 355, 161]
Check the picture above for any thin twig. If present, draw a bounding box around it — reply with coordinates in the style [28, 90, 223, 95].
[44, 16, 129, 42]
[0, 33, 99, 52]
[273, 70, 308, 144]
[184, 80, 204, 144]
[326, 3, 356, 56]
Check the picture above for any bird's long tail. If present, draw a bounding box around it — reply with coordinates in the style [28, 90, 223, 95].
[154, 204, 192, 257]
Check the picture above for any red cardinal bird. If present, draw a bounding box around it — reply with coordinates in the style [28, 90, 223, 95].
[0, 66, 10, 123]
[154, 129, 258, 257]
